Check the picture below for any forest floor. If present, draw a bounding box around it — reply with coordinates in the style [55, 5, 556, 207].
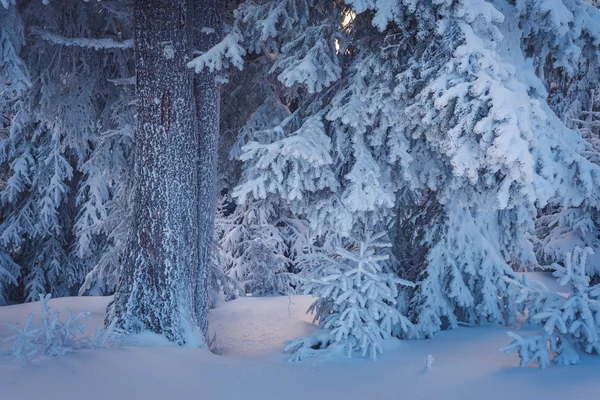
[1, 275, 600, 400]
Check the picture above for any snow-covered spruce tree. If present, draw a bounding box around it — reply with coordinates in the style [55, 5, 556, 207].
[77, 87, 135, 296]
[287, 231, 413, 360]
[535, 90, 600, 280]
[218, 200, 303, 296]
[529, 0, 600, 280]
[2, 0, 282, 304]
[336, 0, 600, 338]
[409, 205, 523, 337]
[191, 1, 417, 358]
[502, 247, 600, 368]
[200, 0, 600, 358]
[294, 0, 536, 339]
[189, 0, 304, 301]
[208, 198, 244, 306]
[347, 0, 541, 336]
[218, 54, 281, 193]
[351, 0, 535, 339]
[0, 0, 29, 304]
[55, 3, 134, 298]
[197, 14, 318, 298]
[216, 79, 310, 296]
[106, 0, 209, 344]
[0, 1, 134, 302]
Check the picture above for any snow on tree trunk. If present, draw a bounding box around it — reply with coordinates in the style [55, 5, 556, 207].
[106, 0, 203, 345]
[188, 0, 223, 339]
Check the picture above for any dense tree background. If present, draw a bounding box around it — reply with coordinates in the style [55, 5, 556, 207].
[1, 0, 600, 361]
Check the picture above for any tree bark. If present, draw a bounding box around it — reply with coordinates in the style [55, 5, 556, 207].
[188, 0, 224, 339]
[107, 0, 202, 344]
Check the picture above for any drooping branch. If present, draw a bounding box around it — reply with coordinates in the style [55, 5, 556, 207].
[107, 77, 136, 86]
[30, 27, 133, 50]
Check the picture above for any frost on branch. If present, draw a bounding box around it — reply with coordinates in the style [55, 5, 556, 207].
[30, 27, 133, 50]
[187, 29, 246, 73]
[276, 33, 341, 94]
[4, 294, 120, 364]
[233, 116, 337, 205]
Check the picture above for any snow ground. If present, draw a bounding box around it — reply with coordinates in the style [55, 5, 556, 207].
[1, 275, 600, 400]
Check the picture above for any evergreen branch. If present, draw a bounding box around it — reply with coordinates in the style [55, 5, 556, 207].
[30, 27, 133, 50]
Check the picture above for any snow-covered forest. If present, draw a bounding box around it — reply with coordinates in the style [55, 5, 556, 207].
[1, 0, 600, 395]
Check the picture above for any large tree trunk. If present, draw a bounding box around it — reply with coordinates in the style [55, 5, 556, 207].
[107, 0, 202, 344]
[189, 0, 224, 338]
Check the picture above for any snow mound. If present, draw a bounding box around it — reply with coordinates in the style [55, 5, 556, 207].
[0, 295, 318, 358]
[208, 295, 316, 356]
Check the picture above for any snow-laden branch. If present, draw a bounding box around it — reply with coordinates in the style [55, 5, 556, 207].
[187, 32, 246, 73]
[108, 77, 136, 86]
[1, 0, 15, 9]
[30, 27, 133, 50]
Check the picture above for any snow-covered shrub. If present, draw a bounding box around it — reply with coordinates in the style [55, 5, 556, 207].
[218, 202, 300, 296]
[208, 199, 245, 306]
[289, 232, 414, 360]
[410, 205, 520, 338]
[208, 240, 244, 307]
[4, 294, 120, 364]
[284, 329, 335, 362]
[501, 247, 600, 368]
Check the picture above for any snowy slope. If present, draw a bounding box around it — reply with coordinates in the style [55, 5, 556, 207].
[1, 292, 600, 400]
